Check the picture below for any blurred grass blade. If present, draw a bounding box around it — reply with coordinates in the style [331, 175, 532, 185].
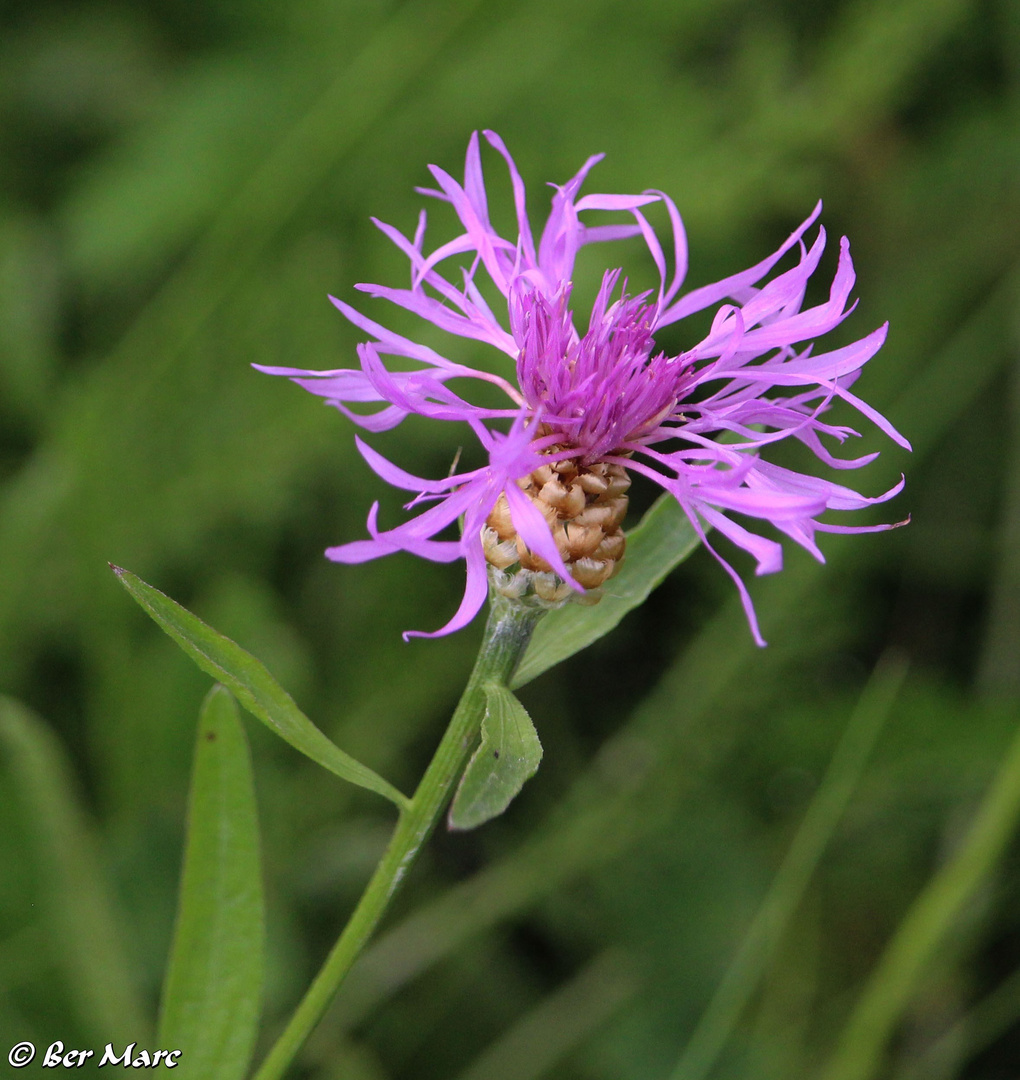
[452, 949, 639, 1080]
[670, 654, 908, 1080]
[513, 494, 700, 688]
[0, 696, 149, 1043]
[113, 566, 410, 810]
[819, 705, 1020, 1080]
[449, 683, 543, 831]
[158, 686, 263, 1079]
[893, 961, 1020, 1080]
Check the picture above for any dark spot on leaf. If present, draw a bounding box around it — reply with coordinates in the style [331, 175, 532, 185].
[205, 731, 216, 741]
[493, 750, 500, 759]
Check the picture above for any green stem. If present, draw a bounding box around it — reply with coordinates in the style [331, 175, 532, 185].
[252, 593, 543, 1080]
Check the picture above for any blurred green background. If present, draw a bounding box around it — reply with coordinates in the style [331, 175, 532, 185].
[0, 0, 1018, 1077]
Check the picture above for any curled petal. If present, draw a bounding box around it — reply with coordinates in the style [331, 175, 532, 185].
[354, 436, 484, 495]
[482, 129, 538, 268]
[698, 504, 785, 575]
[404, 510, 491, 639]
[657, 202, 823, 328]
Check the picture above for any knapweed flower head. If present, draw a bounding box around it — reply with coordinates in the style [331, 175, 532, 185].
[260, 131, 908, 644]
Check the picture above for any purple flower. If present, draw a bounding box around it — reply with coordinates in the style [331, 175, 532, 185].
[259, 131, 908, 643]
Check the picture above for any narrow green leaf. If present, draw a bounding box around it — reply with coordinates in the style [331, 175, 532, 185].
[159, 686, 262, 1079]
[449, 682, 543, 831]
[513, 494, 701, 688]
[112, 566, 410, 810]
[0, 697, 149, 1043]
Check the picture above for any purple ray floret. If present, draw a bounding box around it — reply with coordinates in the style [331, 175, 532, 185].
[257, 131, 908, 643]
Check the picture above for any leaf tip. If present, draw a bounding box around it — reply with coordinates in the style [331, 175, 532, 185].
[446, 801, 477, 832]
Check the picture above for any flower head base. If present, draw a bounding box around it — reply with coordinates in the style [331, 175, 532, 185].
[259, 132, 908, 644]
[484, 455, 631, 606]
